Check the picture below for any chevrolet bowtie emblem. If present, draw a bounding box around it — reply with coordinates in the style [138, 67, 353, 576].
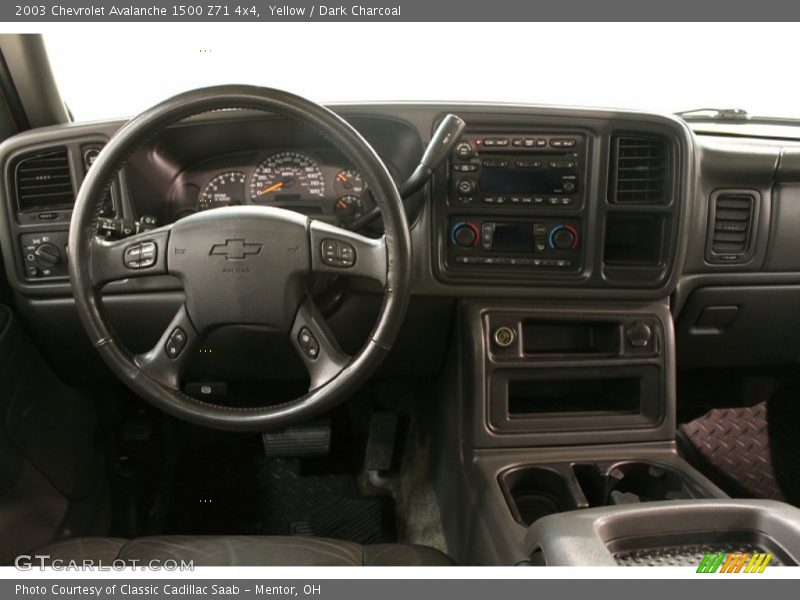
[210, 239, 263, 260]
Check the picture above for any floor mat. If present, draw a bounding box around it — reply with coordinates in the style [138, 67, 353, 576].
[163, 451, 396, 544]
[678, 386, 800, 504]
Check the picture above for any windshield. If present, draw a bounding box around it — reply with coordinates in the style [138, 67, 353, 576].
[45, 24, 800, 122]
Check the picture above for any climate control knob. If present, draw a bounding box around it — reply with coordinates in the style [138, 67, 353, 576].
[450, 221, 480, 247]
[549, 225, 579, 250]
[34, 242, 62, 268]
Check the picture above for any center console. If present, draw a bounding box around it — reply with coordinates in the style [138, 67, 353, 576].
[431, 115, 685, 291]
[432, 295, 800, 566]
[445, 131, 586, 276]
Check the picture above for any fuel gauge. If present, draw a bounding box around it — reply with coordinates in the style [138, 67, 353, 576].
[334, 169, 367, 196]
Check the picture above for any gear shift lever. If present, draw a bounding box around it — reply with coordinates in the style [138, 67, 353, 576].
[350, 113, 466, 230]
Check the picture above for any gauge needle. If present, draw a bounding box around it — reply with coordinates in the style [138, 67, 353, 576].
[336, 173, 348, 183]
[257, 181, 285, 196]
[337, 199, 347, 208]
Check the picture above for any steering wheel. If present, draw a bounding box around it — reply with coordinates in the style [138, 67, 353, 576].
[68, 85, 411, 431]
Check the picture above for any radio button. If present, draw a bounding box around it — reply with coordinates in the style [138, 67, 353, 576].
[452, 163, 478, 172]
[550, 138, 577, 148]
[455, 142, 474, 159]
[456, 179, 477, 194]
[482, 159, 508, 168]
[483, 137, 509, 147]
[512, 138, 523, 147]
[533, 196, 545, 205]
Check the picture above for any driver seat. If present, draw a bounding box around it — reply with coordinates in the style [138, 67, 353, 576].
[34, 535, 454, 566]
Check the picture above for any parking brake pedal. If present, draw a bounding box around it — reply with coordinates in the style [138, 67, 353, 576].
[262, 421, 331, 458]
[365, 413, 398, 485]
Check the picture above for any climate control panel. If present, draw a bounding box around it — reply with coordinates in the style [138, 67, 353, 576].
[447, 217, 582, 271]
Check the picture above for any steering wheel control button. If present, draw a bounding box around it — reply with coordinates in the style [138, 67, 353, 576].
[298, 327, 321, 360]
[165, 327, 187, 359]
[493, 326, 516, 349]
[320, 238, 356, 268]
[123, 241, 158, 269]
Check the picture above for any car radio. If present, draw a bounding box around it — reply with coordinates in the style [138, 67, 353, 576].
[449, 132, 585, 210]
[441, 131, 587, 276]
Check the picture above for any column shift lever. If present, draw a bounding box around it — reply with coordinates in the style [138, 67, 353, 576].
[349, 113, 466, 230]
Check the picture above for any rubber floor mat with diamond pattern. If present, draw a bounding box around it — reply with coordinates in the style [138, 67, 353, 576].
[678, 390, 800, 504]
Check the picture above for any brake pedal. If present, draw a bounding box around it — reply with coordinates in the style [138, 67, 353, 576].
[262, 421, 331, 458]
[364, 412, 398, 473]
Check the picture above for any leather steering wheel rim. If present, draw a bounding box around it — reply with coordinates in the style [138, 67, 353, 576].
[68, 85, 411, 431]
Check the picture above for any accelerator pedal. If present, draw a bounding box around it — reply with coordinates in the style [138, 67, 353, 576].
[262, 420, 331, 458]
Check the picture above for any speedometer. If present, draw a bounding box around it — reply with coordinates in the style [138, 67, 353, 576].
[249, 152, 325, 202]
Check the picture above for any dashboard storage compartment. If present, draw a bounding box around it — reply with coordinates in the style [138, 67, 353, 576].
[521, 320, 620, 356]
[507, 377, 640, 416]
[500, 466, 583, 526]
[490, 365, 664, 434]
[603, 214, 665, 266]
[573, 461, 714, 507]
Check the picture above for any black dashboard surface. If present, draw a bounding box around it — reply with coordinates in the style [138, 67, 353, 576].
[0, 103, 697, 302]
[5, 102, 800, 375]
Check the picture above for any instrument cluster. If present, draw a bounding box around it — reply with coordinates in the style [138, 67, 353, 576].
[172, 149, 374, 226]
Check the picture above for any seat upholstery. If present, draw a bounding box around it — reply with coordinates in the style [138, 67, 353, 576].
[35, 535, 454, 566]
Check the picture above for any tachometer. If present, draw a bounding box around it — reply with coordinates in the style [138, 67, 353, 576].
[199, 171, 246, 211]
[249, 152, 325, 201]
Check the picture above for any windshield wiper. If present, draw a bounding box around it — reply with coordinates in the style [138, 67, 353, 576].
[675, 107, 750, 122]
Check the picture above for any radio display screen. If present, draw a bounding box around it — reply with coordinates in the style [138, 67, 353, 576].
[492, 223, 535, 253]
[479, 169, 567, 194]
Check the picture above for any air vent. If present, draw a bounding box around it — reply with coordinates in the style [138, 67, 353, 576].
[14, 147, 74, 212]
[611, 136, 669, 204]
[707, 191, 757, 263]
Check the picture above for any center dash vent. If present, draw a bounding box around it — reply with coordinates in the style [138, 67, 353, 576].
[707, 191, 757, 264]
[610, 135, 669, 204]
[14, 147, 74, 212]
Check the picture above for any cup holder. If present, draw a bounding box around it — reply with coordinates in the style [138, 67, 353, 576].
[573, 461, 712, 507]
[500, 467, 580, 526]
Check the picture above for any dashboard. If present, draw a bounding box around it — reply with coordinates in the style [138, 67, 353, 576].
[7, 102, 800, 379]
